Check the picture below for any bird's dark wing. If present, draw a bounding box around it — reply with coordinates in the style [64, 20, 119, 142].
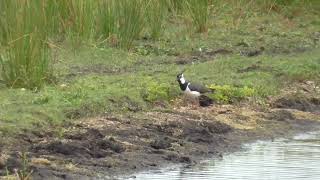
[188, 82, 212, 93]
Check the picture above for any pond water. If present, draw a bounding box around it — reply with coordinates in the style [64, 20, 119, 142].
[127, 130, 320, 180]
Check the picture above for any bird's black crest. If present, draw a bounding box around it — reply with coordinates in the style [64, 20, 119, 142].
[177, 69, 186, 79]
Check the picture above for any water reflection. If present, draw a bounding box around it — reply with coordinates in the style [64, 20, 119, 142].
[128, 131, 320, 180]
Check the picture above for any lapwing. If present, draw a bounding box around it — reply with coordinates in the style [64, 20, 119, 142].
[176, 73, 213, 107]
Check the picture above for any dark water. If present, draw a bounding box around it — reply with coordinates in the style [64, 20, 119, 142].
[126, 131, 320, 180]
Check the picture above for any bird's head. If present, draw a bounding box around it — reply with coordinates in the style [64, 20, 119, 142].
[177, 73, 186, 84]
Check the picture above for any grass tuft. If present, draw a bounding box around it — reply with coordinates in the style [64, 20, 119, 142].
[185, 0, 210, 33]
[145, 0, 168, 40]
[96, 0, 116, 41]
[143, 81, 173, 103]
[0, 0, 51, 89]
[115, 0, 146, 49]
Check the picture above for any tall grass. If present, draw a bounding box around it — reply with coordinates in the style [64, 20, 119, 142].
[227, 0, 255, 29]
[168, 0, 185, 15]
[114, 0, 146, 49]
[0, 0, 50, 89]
[145, 0, 168, 39]
[233, 0, 314, 16]
[96, 0, 146, 49]
[43, 0, 62, 37]
[0, 0, 318, 89]
[61, 0, 96, 42]
[96, 0, 116, 40]
[185, 0, 211, 33]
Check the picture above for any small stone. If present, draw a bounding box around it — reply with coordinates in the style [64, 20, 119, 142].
[31, 158, 51, 166]
[0, 157, 5, 169]
[150, 138, 171, 150]
[60, 84, 67, 88]
[306, 81, 314, 85]
[179, 156, 192, 163]
[218, 109, 229, 114]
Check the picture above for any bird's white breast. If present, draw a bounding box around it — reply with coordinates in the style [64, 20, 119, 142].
[184, 85, 201, 97]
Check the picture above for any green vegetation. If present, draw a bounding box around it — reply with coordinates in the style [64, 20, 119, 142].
[145, 0, 168, 39]
[15, 152, 33, 180]
[185, 0, 210, 33]
[0, 0, 50, 89]
[209, 85, 256, 103]
[114, 0, 146, 49]
[143, 80, 173, 103]
[0, 0, 320, 135]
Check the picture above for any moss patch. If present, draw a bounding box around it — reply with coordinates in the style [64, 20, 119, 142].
[209, 85, 256, 103]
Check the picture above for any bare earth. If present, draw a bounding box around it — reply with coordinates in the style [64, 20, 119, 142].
[1, 83, 320, 180]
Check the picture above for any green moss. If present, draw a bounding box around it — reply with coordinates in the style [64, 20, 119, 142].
[209, 85, 256, 103]
[142, 81, 175, 103]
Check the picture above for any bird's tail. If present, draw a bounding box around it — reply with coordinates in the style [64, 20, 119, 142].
[199, 95, 214, 107]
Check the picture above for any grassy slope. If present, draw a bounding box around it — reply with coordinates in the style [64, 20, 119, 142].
[0, 8, 320, 136]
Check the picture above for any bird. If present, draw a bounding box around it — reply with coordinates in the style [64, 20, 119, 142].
[176, 73, 214, 107]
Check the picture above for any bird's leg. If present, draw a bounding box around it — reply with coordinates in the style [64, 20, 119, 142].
[182, 94, 189, 107]
[189, 96, 196, 109]
[191, 96, 199, 109]
[196, 96, 200, 107]
[183, 94, 194, 108]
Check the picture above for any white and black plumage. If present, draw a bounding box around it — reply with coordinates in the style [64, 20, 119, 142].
[176, 73, 213, 107]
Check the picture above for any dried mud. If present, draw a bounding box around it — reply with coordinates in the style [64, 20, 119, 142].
[1, 94, 320, 179]
[1, 79, 320, 179]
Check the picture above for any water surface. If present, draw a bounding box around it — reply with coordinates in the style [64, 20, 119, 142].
[128, 131, 320, 180]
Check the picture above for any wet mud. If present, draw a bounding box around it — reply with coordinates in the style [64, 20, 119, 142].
[273, 96, 320, 112]
[1, 82, 320, 179]
[1, 96, 320, 179]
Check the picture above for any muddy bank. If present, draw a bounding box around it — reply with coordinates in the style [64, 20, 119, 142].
[0, 108, 319, 179]
[0, 88, 320, 179]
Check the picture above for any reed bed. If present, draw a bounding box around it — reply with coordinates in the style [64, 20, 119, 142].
[0, 0, 317, 89]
